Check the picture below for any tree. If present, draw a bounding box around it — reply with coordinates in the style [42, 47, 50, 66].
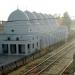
[62, 12, 71, 31]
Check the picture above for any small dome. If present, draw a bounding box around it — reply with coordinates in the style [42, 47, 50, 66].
[25, 10, 36, 20]
[8, 9, 28, 21]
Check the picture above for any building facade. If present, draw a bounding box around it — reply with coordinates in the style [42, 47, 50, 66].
[0, 9, 68, 55]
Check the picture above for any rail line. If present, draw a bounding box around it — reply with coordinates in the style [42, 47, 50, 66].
[33, 45, 74, 75]
[39, 46, 75, 75]
[23, 41, 75, 75]
[59, 60, 73, 75]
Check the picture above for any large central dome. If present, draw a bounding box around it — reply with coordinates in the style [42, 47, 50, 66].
[8, 9, 27, 21]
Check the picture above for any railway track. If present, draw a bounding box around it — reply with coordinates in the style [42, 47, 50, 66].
[8, 39, 75, 75]
[23, 41, 75, 75]
[59, 60, 73, 75]
[40, 47, 74, 75]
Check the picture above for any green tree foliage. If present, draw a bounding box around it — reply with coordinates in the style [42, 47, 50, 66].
[63, 12, 71, 31]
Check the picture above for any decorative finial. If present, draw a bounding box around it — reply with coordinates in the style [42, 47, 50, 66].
[17, 4, 19, 10]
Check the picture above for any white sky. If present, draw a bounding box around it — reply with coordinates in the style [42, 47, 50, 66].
[0, 0, 75, 20]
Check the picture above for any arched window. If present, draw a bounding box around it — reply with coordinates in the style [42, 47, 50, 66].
[33, 37, 34, 40]
[28, 44, 30, 49]
[27, 44, 30, 53]
[7, 37, 10, 40]
[37, 42, 38, 47]
[37, 36, 38, 39]
[11, 29, 14, 32]
[33, 43, 34, 48]
[16, 37, 19, 41]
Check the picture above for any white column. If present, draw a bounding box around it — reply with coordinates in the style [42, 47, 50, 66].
[0, 44, 2, 54]
[38, 40, 40, 49]
[25, 44, 28, 55]
[30, 43, 32, 52]
[8, 44, 11, 55]
[16, 44, 18, 55]
[24, 44, 25, 54]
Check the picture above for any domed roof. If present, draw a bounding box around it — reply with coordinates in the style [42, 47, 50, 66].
[25, 10, 36, 20]
[8, 9, 28, 21]
[33, 12, 41, 19]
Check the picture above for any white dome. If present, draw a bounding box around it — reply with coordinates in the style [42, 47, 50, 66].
[8, 9, 28, 21]
[25, 11, 36, 20]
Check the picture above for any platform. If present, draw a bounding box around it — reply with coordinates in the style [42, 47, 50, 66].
[0, 55, 25, 67]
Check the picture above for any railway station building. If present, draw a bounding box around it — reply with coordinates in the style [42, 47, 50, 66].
[0, 9, 68, 55]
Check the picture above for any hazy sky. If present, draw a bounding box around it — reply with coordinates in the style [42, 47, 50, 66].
[0, 0, 75, 20]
